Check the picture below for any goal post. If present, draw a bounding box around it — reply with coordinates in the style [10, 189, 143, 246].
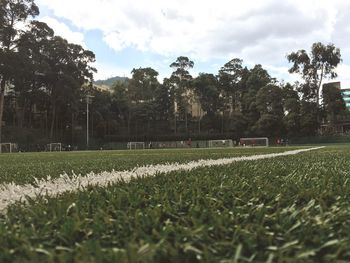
[0, 143, 18, 153]
[239, 137, 269, 147]
[208, 139, 234, 148]
[127, 142, 145, 150]
[47, 143, 62, 152]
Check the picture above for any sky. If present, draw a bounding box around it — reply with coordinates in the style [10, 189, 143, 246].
[36, 0, 350, 87]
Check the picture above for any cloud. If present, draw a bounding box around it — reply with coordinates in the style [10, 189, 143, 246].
[36, 1, 341, 60]
[36, 0, 350, 82]
[39, 16, 86, 47]
[334, 64, 350, 89]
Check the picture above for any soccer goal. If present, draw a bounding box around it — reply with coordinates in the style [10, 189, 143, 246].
[239, 137, 269, 147]
[0, 143, 18, 153]
[127, 142, 145, 150]
[47, 143, 62, 152]
[208, 139, 234, 148]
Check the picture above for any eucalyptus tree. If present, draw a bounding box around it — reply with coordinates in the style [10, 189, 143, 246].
[127, 67, 159, 135]
[169, 56, 194, 133]
[282, 83, 301, 137]
[15, 21, 54, 128]
[154, 81, 173, 122]
[218, 58, 243, 114]
[241, 64, 272, 133]
[0, 0, 39, 141]
[193, 73, 221, 116]
[287, 42, 341, 106]
[255, 84, 284, 137]
[322, 83, 346, 125]
[43, 36, 96, 139]
[129, 67, 159, 102]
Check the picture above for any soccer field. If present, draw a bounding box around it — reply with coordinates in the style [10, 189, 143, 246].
[1, 145, 350, 262]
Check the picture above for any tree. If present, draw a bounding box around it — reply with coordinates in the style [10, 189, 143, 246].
[169, 56, 194, 133]
[154, 82, 173, 122]
[218, 58, 243, 113]
[287, 42, 341, 106]
[0, 0, 39, 142]
[193, 73, 222, 116]
[255, 84, 284, 137]
[129, 67, 159, 102]
[14, 21, 54, 129]
[111, 80, 130, 133]
[241, 65, 272, 132]
[42, 36, 95, 140]
[322, 83, 346, 125]
[282, 83, 301, 137]
[300, 101, 319, 136]
[127, 67, 159, 136]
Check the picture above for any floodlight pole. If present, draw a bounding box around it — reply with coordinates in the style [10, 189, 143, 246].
[86, 95, 94, 150]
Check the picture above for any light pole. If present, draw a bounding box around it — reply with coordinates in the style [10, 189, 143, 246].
[86, 95, 94, 150]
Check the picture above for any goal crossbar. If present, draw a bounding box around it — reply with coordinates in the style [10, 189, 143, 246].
[47, 143, 62, 152]
[208, 139, 233, 148]
[0, 143, 18, 153]
[127, 142, 145, 150]
[240, 137, 269, 147]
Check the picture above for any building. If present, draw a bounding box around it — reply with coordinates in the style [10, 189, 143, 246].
[320, 81, 350, 134]
[342, 88, 350, 110]
[323, 81, 350, 110]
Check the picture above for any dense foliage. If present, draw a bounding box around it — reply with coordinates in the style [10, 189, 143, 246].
[0, 0, 96, 147]
[0, 146, 349, 262]
[0, 0, 347, 149]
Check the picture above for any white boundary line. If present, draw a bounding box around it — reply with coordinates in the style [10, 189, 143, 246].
[0, 147, 324, 213]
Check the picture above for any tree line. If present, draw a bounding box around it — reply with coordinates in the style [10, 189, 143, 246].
[0, 0, 347, 149]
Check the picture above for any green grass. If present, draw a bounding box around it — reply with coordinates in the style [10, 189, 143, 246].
[0, 147, 299, 185]
[2, 146, 350, 262]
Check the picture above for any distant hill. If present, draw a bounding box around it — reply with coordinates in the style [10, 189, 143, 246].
[94, 76, 128, 87]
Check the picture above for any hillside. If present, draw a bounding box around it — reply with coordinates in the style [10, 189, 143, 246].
[94, 76, 128, 87]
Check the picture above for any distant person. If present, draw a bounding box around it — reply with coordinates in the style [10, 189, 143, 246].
[187, 138, 192, 148]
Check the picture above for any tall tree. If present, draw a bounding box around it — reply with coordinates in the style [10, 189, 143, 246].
[241, 65, 272, 132]
[111, 80, 130, 133]
[322, 83, 346, 125]
[282, 83, 301, 137]
[127, 67, 159, 136]
[218, 58, 243, 113]
[255, 84, 284, 137]
[154, 81, 173, 122]
[42, 36, 95, 139]
[193, 73, 221, 116]
[169, 56, 194, 133]
[287, 42, 341, 106]
[129, 67, 159, 102]
[15, 21, 54, 128]
[0, 0, 39, 142]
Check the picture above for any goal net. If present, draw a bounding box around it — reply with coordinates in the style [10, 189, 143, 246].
[208, 139, 234, 148]
[47, 143, 62, 152]
[239, 137, 269, 147]
[127, 142, 145, 150]
[0, 143, 18, 153]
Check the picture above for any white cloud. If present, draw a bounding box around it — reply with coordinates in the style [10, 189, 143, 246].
[37, 0, 350, 82]
[36, 0, 342, 58]
[39, 16, 86, 47]
[334, 64, 350, 89]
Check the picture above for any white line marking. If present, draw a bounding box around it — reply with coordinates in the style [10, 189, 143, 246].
[0, 147, 324, 213]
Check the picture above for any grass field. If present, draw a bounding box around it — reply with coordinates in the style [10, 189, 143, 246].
[0, 147, 301, 185]
[1, 145, 350, 262]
